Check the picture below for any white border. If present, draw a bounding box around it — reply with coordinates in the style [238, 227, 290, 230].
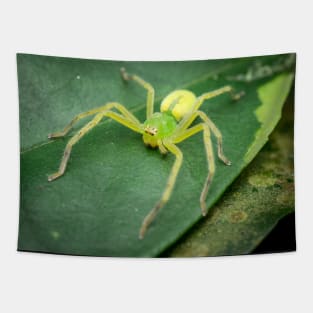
[1, 1, 312, 312]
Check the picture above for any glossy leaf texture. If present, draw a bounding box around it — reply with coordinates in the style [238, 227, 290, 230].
[18, 53, 295, 257]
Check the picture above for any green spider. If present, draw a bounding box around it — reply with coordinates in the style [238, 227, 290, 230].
[48, 68, 240, 239]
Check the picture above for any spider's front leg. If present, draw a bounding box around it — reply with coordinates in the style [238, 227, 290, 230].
[139, 141, 183, 239]
[48, 102, 141, 139]
[48, 112, 105, 181]
[48, 108, 143, 182]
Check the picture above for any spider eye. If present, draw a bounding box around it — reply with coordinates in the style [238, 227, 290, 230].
[144, 125, 158, 136]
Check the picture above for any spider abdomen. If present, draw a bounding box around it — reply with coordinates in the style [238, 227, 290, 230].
[143, 112, 177, 148]
[160, 89, 197, 121]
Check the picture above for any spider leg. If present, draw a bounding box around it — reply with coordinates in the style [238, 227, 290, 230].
[48, 102, 141, 139]
[192, 86, 233, 112]
[174, 110, 231, 165]
[174, 85, 234, 133]
[197, 111, 231, 165]
[172, 123, 216, 216]
[48, 110, 143, 182]
[139, 141, 183, 239]
[191, 85, 244, 113]
[120, 67, 155, 119]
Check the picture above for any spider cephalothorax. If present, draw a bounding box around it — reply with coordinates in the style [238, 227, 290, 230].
[143, 112, 177, 148]
[48, 67, 239, 238]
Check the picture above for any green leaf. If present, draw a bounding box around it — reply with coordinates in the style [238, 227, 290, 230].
[164, 98, 295, 257]
[18, 54, 295, 257]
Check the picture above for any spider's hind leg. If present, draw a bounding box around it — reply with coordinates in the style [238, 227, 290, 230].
[120, 67, 155, 119]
